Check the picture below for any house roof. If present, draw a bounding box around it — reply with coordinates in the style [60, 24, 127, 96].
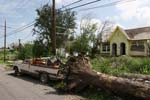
[108, 26, 130, 41]
[125, 27, 150, 40]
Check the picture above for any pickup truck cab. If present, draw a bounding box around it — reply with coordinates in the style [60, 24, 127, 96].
[13, 58, 64, 84]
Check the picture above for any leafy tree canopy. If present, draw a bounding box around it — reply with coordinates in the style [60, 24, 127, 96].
[32, 40, 50, 58]
[18, 43, 33, 60]
[34, 4, 76, 52]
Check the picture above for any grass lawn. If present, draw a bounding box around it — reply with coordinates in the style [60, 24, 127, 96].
[0, 50, 15, 67]
[91, 56, 150, 76]
[0, 60, 10, 65]
[0, 60, 14, 70]
[84, 56, 150, 100]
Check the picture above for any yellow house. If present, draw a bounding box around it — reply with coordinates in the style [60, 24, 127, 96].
[101, 26, 150, 56]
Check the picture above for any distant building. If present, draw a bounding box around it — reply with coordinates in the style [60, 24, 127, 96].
[101, 26, 150, 56]
[0, 47, 9, 52]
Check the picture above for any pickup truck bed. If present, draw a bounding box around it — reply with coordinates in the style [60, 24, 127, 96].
[13, 59, 64, 83]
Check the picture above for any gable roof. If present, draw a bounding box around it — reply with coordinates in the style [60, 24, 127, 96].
[125, 27, 150, 40]
[108, 26, 130, 41]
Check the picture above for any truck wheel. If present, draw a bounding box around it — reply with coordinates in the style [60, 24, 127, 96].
[57, 71, 64, 79]
[40, 73, 48, 84]
[14, 67, 19, 76]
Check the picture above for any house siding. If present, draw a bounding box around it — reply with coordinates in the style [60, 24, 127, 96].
[110, 28, 129, 56]
[99, 26, 150, 57]
[145, 41, 149, 56]
[128, 40, 147, 56]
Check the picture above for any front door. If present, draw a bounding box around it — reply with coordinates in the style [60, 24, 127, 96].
[120, 43, 126, 55]
[112, 43, 117, 56]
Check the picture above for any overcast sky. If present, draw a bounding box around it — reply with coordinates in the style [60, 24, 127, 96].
[0, 0, 150, 47]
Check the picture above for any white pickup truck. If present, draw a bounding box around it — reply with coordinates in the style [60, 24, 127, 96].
[13, 58, 65, 84]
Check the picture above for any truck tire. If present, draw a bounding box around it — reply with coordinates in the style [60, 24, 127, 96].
[14, 66, 19, 76]
[57, 70, 64, 79]
[40, 73, 48, 84]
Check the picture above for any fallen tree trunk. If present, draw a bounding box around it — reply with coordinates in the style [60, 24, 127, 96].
[119, 73, 150, 81]
[64, 56, 150, 100]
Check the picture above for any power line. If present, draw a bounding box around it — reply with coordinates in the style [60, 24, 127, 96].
[7, 0, 101, 36]
[5, 0, 130, 37]
[0, 1, 49, 40]
[3, 22, 69, 39]
[64, 0, 101, 11]
[61, 0, 83, 9]
[7, 23, 34, 37]
[79, 0, 135, 11]
[2, 0, 96, 39]
[2, 0, 136, 44]
[0, 25, 12, 29]
[22, 31, 33, 41]
[7, 0, 97, 32]
[0, 22, 35, 38]
[8, 21, 35, 35]
[9, 30, 33, 44]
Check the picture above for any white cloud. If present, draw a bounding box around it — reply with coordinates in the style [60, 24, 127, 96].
[116, 0, 150, 26]
[136, 7, 150, 26]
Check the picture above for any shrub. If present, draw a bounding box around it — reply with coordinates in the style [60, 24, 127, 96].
[91, 58, 111, 74]
[91, 56, 150, 75]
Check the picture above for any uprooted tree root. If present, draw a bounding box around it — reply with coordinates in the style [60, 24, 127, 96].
[58, 55, 150, 100]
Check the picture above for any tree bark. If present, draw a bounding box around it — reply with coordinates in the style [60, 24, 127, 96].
[119, 73, 150, 81]
[64, 56, 150, 100]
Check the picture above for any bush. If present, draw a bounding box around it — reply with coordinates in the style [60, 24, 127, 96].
[91, 56, 150, 75]
[18, 44, 33, 60]
[91, 58, 111, 74]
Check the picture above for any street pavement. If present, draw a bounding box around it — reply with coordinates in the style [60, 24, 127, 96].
[0, 66, 83, 100]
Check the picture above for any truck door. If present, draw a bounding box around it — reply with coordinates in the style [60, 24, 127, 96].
[29, 59, 40, 74]
[21, 60, 30, 72]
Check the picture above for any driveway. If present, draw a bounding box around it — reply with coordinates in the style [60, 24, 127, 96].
[0, 66, 84, 100]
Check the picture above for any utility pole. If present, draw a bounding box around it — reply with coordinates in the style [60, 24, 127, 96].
[18, 39, 21, 50]
[4, 20, 6, 62]
[51, 0, 56, 55]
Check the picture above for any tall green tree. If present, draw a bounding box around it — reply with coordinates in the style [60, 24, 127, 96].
[32, 40, 50, 58]
[66, 17, 114, 57]
[67, 17, 98, 54]
[72, 33, 91, 54]
[91, 20, 114, 57]
[34, 4, 76, 56]
[18, 43, 33, 60]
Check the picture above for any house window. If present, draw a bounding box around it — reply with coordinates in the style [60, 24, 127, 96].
[102, 43, 110, 52]
[130, 41, 145, 52]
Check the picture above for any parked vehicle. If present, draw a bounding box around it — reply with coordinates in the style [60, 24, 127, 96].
[13, 58, 65, 84]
